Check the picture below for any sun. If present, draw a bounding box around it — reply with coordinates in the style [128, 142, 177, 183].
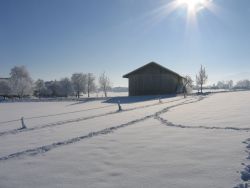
[144, 0, 216, 30]
[176, 0, 211, 13]
[168, 0, 214, 27]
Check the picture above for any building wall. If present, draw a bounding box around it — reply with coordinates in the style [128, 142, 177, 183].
[128, 73, 182, 96]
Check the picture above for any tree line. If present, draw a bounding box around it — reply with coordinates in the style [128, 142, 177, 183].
[194, 65, 250, 91]
[1, 65, 250, 99]
[183, 65, 250, 96]
[0, 66, 112, 99]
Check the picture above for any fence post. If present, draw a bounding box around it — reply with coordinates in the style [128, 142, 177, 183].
[159, 98, 162, 103]
[117, 100, 122, 111]
[21, 117, 27, 129]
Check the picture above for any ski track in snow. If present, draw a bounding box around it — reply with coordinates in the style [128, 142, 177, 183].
[0, 97, 185, 137]
[0, 97, 199, 161]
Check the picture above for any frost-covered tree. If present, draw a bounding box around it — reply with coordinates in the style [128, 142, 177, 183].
[0, 79, 11, 98]
[228, 80, 234, 90]
[99, 72, 111, 97]
[217, 80, 234, 90]
[196, 65, 208, 94]
[59, 77, 73, 97]
[217, 81, 225, 89]
[10, 66, 33, 98]
[52, 80, 63, 97]
[43, 81, 53, 97]
[86, 73, 96, 97]
[35, 79, 73, 98]
[183, 76, 193, 98]
[34, 79, 46, 98]
[235, 79, 250, 89]
[71, 73, 87, 98]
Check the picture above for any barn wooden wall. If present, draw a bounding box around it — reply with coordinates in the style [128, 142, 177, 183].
[128, 74, 180, 96]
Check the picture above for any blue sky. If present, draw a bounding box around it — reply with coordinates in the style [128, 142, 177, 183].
[1, 0, 250, 86]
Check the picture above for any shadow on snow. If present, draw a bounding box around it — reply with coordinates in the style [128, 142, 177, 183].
[104, 94, 177, 104]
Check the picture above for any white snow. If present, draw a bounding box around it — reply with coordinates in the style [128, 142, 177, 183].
[162, 91, 250, 129]
[0, 91, 249, 188]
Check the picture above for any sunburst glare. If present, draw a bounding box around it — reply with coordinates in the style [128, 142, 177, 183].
[177, 0, 212, 13]
[169, 0, 215, 25]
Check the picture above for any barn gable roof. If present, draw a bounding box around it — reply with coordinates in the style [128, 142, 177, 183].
[123, 62, 183, 78]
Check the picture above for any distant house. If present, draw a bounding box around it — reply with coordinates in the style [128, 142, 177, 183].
[0, 78, 9, 82]
[123, 62, 185, 96]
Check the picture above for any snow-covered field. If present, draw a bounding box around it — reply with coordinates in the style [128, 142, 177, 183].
[0, 91, 249, 188]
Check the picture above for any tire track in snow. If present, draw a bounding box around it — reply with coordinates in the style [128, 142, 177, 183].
[0, 97, 201, 161]
[0, 97, 185, 137]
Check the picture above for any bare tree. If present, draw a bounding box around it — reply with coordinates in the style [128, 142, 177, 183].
[10, 66, 33, 98]
[71, 73, 87, 98]
[183, 76, 193, 98]
[0, 79, 11, 99]
[196, 65, 208, 94]
[86, 73, 96, 97]
[99, 72, 111, 97]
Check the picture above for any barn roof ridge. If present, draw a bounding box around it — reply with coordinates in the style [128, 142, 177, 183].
[123, 62, 183, 78]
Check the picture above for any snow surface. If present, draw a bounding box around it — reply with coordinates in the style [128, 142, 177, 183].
[0, 91, 249, 188]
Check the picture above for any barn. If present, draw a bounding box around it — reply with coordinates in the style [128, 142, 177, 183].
[123, 62, 184, 96]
